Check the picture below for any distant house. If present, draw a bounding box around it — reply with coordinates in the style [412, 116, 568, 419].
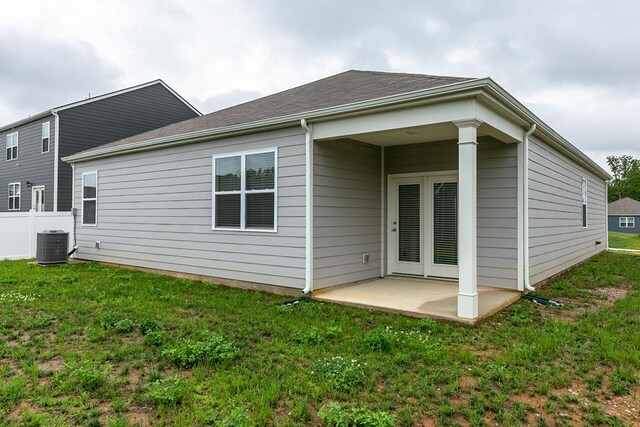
[63, 70, 611, 321]
[0, 81, 200, 213]
[608, 197, 640, 233]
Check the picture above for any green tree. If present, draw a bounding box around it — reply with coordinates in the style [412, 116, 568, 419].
[606, 155, 640, 202]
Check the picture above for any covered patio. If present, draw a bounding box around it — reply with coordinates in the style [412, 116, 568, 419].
[313, 277, 521, 325]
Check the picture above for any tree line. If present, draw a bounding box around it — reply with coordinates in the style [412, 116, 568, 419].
[607, 155, 640, 203]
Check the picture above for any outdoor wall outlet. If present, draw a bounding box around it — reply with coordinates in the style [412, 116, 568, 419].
[362, 252, 370, 264]
[95, 241, 101, 249]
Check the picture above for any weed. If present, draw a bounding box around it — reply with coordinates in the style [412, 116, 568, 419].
[205, 406, 253, 426]
[0, 376, 25, 410]
[162, 332, 238, 368]
[145, 330, 169, 346]
[313, 356, 367, 392]
[146, 376, 187, 407]
[318, 402, 396, 427]
[64, 362, 107, 392]
[292, 328, 324, 344]
[365, 327, 395, 352]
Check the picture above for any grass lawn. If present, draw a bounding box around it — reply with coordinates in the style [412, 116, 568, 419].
[0, 253, 639, 426]
[609, 231, 640, 250]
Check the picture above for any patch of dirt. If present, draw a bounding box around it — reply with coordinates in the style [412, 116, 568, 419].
[601, 386, 640, 425]
[460, 375, 478, 389]
[6, 400, 39, 422]
[127, 406, 152, 426]
[122, 335, 144, 345]
[541, 286, 630, 321]
[38, 356, 64, 372]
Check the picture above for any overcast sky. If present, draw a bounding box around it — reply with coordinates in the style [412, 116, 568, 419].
[1, 0, 638, 171]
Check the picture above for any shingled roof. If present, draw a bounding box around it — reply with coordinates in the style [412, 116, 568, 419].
[75, 70, 474, 155]
[608, 197, 640, 215]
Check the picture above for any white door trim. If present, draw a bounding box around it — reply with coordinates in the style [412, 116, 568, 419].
[387, 171, 459, 279]
[31, 186, 45, 212]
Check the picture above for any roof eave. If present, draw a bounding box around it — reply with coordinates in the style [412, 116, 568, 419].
[63, 77, 612, 181]
[0, 110, 54, 133]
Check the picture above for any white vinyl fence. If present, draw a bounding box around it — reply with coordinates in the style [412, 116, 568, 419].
[0, 211, 74, 260]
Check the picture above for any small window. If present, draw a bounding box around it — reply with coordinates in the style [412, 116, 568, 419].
[82, 172, 97, 226]
[6, 132, 18, 161]
[619, 217, 635, 228]
[8, 182, 20, 210]
[42, 122, 50, 153]
[213, 149, 277, 231]
[581, 178, 588, 228]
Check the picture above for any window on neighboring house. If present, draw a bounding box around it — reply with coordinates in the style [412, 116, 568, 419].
[42, 122, 50, 153]
[581, 178, 588, 228]
[6, 132, 18, 161]
[619, 217, 635, 228]
[8, 182, 20, 210]
[213, 149, 277, 231]
[82, 172, 97, 226]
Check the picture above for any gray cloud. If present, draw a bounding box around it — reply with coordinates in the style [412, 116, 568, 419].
[0, 30, 122, 119]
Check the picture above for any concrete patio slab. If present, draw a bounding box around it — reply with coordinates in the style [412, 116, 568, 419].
[313, 277, 521, 324]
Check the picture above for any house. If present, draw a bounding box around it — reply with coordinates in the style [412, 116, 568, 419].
[0, 80, 200, 213]
[608, 197, 640, 233]
[62, 70, 611, 321]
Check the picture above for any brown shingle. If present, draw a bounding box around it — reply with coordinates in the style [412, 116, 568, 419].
[76, 70, 474, 155]
[608, 197, 640, 215]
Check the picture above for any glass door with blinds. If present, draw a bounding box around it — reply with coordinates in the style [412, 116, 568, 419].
[388, 174, 458, 279]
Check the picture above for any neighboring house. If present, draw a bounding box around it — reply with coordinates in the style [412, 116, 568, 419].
[0, 81, 200, 213]
[63, 70, 611, 320]
[608, 197, 640, 233]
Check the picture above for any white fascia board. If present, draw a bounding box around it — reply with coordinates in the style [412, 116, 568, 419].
[0, 111, 53, 134]
[62, 76, 611, 181]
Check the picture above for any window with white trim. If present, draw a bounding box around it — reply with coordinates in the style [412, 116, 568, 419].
[581, 177, 588, 228]
[42, 122, 50, 153]
[82, 172, 97, 226]
[619, 217, 635, 228]
[213, 149, 276, 230]
[6, 132, 18, 161]
[8, 182, 20, 210]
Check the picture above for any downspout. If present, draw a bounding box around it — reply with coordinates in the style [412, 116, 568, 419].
[301, 119, 314, 294]
[52, 110, 60, 212]
[523, 123, 537, 291]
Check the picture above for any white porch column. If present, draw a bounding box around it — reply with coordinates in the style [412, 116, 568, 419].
[455, 119, 482, 319]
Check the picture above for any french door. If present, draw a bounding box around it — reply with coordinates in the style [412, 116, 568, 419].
[388, 174, 459, 279]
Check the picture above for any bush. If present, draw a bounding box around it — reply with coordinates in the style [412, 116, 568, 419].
[162, 332, 238, 368]
[146, 376, 187, 406]
[313, 357, 367, 392]
[318, 402, 396, 427]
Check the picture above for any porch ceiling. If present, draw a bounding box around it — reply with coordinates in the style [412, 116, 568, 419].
[342, 121, 516, 147]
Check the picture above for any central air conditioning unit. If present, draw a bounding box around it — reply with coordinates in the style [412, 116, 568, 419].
[36, 230, 69, 265]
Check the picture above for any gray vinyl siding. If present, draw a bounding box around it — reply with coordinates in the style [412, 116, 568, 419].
[313, 139, 382, 288]
[385, 137, 519, 289]
[528, 136, 607, 285]
[57, 83, 199, 211]
[72, 127, 306, 289]
[0, 116, 55, 212]
[608, 215, 639, 233]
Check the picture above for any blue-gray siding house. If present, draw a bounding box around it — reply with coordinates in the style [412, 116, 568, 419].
[0, 80, 200, 213]
[63, 70, 611, 321]
[608, 197, 640, 233]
